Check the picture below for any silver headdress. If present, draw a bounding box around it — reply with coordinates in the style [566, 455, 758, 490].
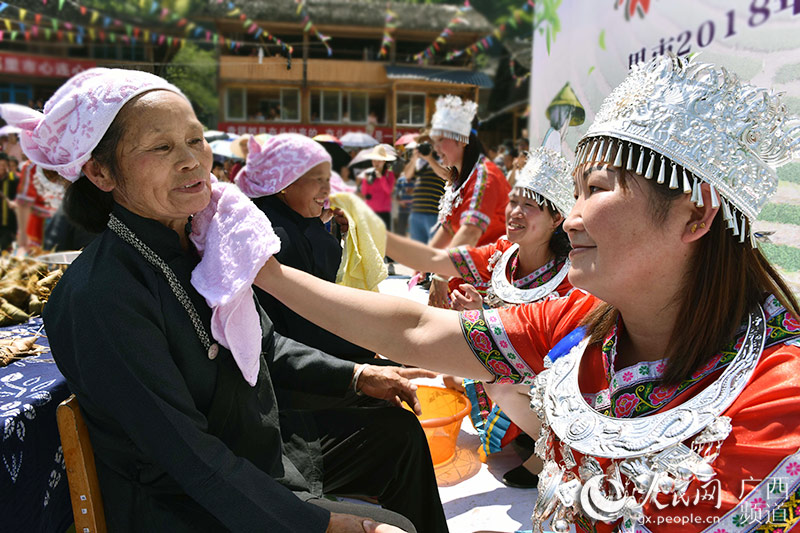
[574, 53, 800, 244]
[513, 147, 575, 217]
[430, 95, 478, 144]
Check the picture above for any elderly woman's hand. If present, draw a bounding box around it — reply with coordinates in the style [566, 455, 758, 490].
[331, 207, 349, 233]
[327, 513, 408, 533]
[320, 207, 349, 234]
[355, 365, 437, 415]
[450, 283, 483, 311]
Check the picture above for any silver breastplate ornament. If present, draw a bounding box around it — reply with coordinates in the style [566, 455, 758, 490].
[529, 308, 766, 532]
[484, 244, 570, 307]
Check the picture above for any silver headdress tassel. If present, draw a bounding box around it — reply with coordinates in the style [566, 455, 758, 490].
[574, 53, 800, 245]
[513, 147, 575, 217]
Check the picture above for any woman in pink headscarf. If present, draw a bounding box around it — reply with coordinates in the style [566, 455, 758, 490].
[237, 135, 398, 411]
[0, 69, 446, 533]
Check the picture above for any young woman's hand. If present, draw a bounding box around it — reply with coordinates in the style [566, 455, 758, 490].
[427, 278, 451, 308]
[450, 283, 483, 311]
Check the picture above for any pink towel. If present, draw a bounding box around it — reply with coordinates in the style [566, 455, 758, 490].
[190, 182, 281, 386]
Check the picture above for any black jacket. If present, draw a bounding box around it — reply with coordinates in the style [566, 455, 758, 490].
[253, 195, 375, 364]
[44, 204, 355, 532]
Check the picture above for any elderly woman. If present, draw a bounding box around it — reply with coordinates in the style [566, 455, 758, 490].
[426, 95, 511, 307]
[384, 146, 574, 485]
[253, 55, 800, 532]
[0, 69, 448, 533]
[236, 134, 393, 408]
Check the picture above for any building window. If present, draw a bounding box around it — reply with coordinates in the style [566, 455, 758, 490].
[226, 87, 299, 121]
[396, 93, 426, 126]
[244, 87, 300, 121]
[347, 92, 368, 123]
[280, 89, 300, 121]
[369, 95, 387, 125]
[226, 87, 245, 120]
[310, 90, 342, 123]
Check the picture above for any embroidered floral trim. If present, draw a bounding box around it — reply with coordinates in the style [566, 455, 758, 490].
[460, 210, 491, 232]
[438, 155, 486, 225]
[752, 484, 800, 532]
[467, 154, 490, 211]
[710, 447, 800, 532]
[591, 298, 800, 419]
[448, 246, 487, 288]
[460, 308, 534, 385]
[483, 309, 536, 383]
[513, 256, 564, 289]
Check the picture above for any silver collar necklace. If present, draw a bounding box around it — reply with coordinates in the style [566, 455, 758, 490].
[530, 307, 766, 530]
[488, 243, 570, 305]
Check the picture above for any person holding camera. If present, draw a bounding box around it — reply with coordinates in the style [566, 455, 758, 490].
[402, 135, 447, 243]
[426, 96, 510, 308]
[359, 144, 397, 229]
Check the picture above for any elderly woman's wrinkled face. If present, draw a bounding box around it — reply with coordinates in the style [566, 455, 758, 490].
[111, 91, 213, 232]
[282, 161, 332, 218]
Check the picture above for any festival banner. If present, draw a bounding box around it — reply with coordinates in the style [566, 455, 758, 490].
[529, 0, 800, 161]
[0, 51, 95, 77]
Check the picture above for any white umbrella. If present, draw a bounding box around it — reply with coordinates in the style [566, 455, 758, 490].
[209, 139, 237, 160]
[340, 131, 378, 149]
[0, 125, 21, 136]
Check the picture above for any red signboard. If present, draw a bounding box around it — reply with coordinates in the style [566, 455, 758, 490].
[0, 52, 96, 78]
[218, 122, 418, 145]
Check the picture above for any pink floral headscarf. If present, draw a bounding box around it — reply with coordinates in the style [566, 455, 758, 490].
[236, 133, 331, 198]
[0, 68, 185, 182]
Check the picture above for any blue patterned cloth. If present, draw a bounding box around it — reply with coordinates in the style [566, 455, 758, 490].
[0, 317, 72, 532]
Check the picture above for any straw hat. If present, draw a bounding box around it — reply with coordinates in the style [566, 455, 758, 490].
[230, 133, 271, 159]
[361, 143, 397, 162]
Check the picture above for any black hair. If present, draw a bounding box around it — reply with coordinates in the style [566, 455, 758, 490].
[449, 132, 486, 186]
[0, 153, 8, 162]
[212, 160, 224, 170]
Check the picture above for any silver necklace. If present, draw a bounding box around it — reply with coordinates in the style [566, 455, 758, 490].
[529, 307, 766, 530]
[107, 214, 219, 360]
[437, 155, 485, 224]
[488, 244, 570, 304]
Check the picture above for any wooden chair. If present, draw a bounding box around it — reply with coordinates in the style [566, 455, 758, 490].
[56, 394, 107, 533]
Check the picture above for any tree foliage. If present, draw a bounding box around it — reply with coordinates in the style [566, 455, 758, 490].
[164, 43, 219, 126]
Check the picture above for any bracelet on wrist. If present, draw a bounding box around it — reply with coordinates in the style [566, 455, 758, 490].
[351, 364, 367, 396]
[431, 274, 449, 283]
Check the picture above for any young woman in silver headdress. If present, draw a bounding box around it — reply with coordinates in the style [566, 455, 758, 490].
[383, 146, 575, 486]
[254, 54, 800, 532]
[425, 95, 512, 308]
